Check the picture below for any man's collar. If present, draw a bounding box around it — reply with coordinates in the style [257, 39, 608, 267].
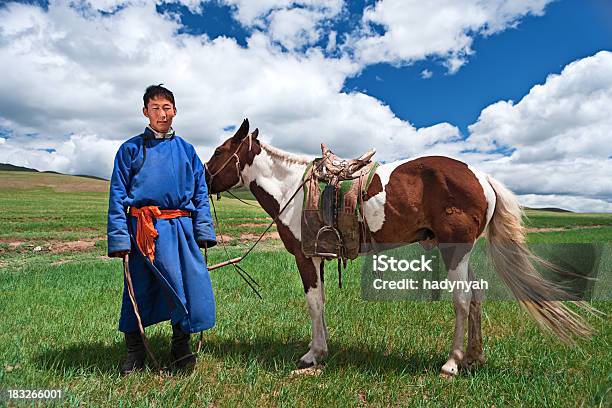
[144, 126, 175, 140]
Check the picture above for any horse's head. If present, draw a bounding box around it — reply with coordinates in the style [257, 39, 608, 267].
[205, 118, 260, 194]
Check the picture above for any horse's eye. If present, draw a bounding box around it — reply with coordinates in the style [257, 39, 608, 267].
[214, 150, 222, 156]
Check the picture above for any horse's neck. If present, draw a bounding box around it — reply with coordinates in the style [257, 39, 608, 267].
[242, 147, 309, 218]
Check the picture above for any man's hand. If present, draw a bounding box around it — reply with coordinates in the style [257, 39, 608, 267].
[109, 250, 130, 258]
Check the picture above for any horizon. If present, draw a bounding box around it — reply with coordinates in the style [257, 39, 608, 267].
[0, 163, 601, 214]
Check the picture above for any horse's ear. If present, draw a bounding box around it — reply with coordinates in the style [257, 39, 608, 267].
[232, 118, 249, 142]
[251, 128, 259, 139]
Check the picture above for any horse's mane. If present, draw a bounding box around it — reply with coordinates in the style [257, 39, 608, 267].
[260, 143, 311, 165]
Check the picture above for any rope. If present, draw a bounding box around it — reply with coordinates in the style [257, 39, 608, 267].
[206, 155, 333, 294]
[122, 254, 163, 373]
[209, 197, 263, 299]
[224, 190, 261, 207]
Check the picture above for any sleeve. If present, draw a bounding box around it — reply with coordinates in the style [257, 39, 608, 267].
[192, 150, 217, 248]
[107, 144, 133, 255]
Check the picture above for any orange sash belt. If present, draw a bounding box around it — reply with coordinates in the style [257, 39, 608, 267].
[129, 206, 191, 263]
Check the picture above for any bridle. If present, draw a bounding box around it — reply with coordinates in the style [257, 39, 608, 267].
[203, 136, 346, 296]
[205, 133, 254, 191]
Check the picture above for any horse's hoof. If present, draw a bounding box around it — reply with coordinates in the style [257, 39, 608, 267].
[440, 359, 459, 379]
[297, 359, 315, 369]
[461, 354, 486, 370]
[439, 369, 456, 380]
[289, 366, 323, 378]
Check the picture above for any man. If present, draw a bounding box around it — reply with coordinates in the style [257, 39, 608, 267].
[107, 84, 216, 375]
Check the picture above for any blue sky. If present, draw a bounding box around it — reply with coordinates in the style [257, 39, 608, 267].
[155, 0, 612, 134]
[347, 0, 612, 133]
[0, 0, 611, 211]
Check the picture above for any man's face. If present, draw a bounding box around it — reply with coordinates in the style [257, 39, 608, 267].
[143, 96, 176, 133]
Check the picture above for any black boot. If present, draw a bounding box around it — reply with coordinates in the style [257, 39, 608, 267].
[171, 323, 196, 371]
[120, 331, 146, 376]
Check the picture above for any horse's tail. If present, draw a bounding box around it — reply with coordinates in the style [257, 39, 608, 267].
[485, 175, 596, 344]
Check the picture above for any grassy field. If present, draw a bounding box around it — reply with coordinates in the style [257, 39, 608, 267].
[0, 171, 611, 407]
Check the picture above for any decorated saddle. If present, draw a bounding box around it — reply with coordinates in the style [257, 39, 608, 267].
[301, 144, 378, 263]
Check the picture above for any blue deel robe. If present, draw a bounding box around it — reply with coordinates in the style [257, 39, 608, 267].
[107, 127, 217, 334]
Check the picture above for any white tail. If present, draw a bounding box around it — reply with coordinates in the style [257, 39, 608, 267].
[485, 175, 596, 344]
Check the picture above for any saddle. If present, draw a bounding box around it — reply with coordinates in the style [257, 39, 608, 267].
[301, 144, 378, 268]
[313, 144, 376, 187]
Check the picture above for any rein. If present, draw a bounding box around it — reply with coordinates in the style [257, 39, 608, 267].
[208, 196, 262, 298]
[119, 134, 260, 375]
[206, 173, 314, 298]
[224, 190, 260, 207]
[205, 152, 333, 296]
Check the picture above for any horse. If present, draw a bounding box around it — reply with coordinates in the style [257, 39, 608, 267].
[204, 119, 593, 377]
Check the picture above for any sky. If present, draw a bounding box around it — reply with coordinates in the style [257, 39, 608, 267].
[0, 0, 611, 212]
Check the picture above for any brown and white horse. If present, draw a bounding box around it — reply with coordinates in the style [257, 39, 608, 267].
[205, 119, 593, 377]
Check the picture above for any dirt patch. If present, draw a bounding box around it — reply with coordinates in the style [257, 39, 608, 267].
[49, 239, 101, 253]
[236, 223, 271, 228]
[58, 227, 100, 232]
[229, 217, 270, 222]
[7, 241, 25, 250]
[0, 236, 106, 252]
[525, 225, 602, 233]
[240, 232, 280, 241]
[214, 234, 234, 243]
[0, 240, 34, 252]
[0, 238, 22, 243]
[51, 259, 75, 266]
[0, 238, 103, 253]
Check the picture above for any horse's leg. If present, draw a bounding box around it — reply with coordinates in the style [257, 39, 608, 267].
[439, 244, 473, 378]
[320, 261, 329, 342]
[464, 265, 485, 368]
[295, 254, 328, 368]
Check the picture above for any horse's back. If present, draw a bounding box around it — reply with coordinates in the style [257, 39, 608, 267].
[365, 156, 490, 244]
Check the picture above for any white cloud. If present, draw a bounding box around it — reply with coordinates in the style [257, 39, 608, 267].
[0, 134, 121, 176]
[348, 0, 551, 72]
[219, 0, 343, 50]
[72, 0, 206, 14]
[220, 0, 342, 27]
[257, 92, 460, 161]
[267, 7, 324, 50]
[420, 69, 433, 79]
[518, 194, 612, 213]
[468, 51, 612, 161]
[0, 1, 455, 178]
[326, 30, 337, 53]
[0, 1, 610, 212]
[460, 51, 612, 209]
[72, 0, 127, 13]
[474, 157, 612, 202]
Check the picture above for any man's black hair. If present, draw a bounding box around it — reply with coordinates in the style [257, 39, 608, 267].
[143, 84, 175, 107]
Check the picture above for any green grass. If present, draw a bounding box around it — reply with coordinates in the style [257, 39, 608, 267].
[1, 250, 611, 407]
[527, 226, 612, 243]
[1, 176, 611, 407]
[219, 186, 257, 201]
[524, 209, 612, 228]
